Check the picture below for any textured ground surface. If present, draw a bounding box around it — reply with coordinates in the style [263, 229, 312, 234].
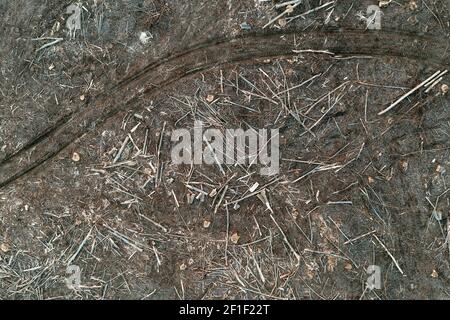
[0, 0, 449, 299]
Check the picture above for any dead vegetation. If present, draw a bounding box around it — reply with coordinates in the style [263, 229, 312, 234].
[0, 0, 449, 299]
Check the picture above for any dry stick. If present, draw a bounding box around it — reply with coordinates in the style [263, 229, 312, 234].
[286, 1, 335, 23]
[185, 184, 209, 195]
[292, 49, 334, 55]
[157, 121, 166, 161]
[35, 38, 64, 52]
[250, 248, 266, 283]
[307, 90, 347, 132]
[171, 189, 180, 208]
[424, 77, 444, 93]
[143, 128, 149, 155]
[214, 185, 228, 214]
[270, 214, 301, 265]
[304, 81, 349, 115]
[373, 235, 404, 275]
[225, 177, 280, 207]
[263, 1, 303, 29]
[105, 225, 145, 252]
[344, 230, 376, 245]
[67, 228, 92, 265]
[424, 70, 448, 93]
[378, 70, 442, 115]
[113, 136, 130, 163]
[275, 0, 302, 9]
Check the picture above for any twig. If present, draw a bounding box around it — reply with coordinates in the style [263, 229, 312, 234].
[225, 202, 230, 266]
[344, 230, 376, 245]
[113, 136, 130, 163]
[275, 0, 302, 9]
[34, 38, 64, 52]
[270, 214, 301, 265]
[67, 228, 92, 265]
[373, 235, 404, 275]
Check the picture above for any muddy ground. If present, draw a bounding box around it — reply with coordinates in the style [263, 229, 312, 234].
[0, 0, 449, 299]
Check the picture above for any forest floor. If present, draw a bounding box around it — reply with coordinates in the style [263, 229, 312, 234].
[0, 0, 449, 299]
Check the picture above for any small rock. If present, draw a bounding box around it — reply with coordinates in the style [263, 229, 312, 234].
[79, 95, 85, 101]
[206, 94, 215, 103]
[72, 152, 81, 162]
[441, 84, 449, 95]
[431, 269, 438, 278]
[0, 243, 10, 253]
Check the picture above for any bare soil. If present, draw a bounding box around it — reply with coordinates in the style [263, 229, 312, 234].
[0, 0, 449, 299]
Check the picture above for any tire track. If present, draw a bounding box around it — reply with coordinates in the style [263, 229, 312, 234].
[1, 28, 449, 189]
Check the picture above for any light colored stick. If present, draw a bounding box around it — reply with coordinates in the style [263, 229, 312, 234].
[113, 136, 130, 163]
[67, 228, 92, 265]
[225, 201, 230, 266]
[35, 38, 64, 52]
[424, 70, 448, 87]
[373, 235, 404, 275]
[263, 1, 303, 29]
[378, 70, 442, 115]
[344, 230, 376, 245]
[287, 1, 335, 22]
[270, 214, 301, 265]
[275, 0, 302, 9]
[424, 77, 443, 93]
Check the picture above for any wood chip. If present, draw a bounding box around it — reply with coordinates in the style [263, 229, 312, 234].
[230, 232, 240, 244]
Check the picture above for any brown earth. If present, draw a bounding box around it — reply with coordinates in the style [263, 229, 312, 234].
[0, 0, 449, 299]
